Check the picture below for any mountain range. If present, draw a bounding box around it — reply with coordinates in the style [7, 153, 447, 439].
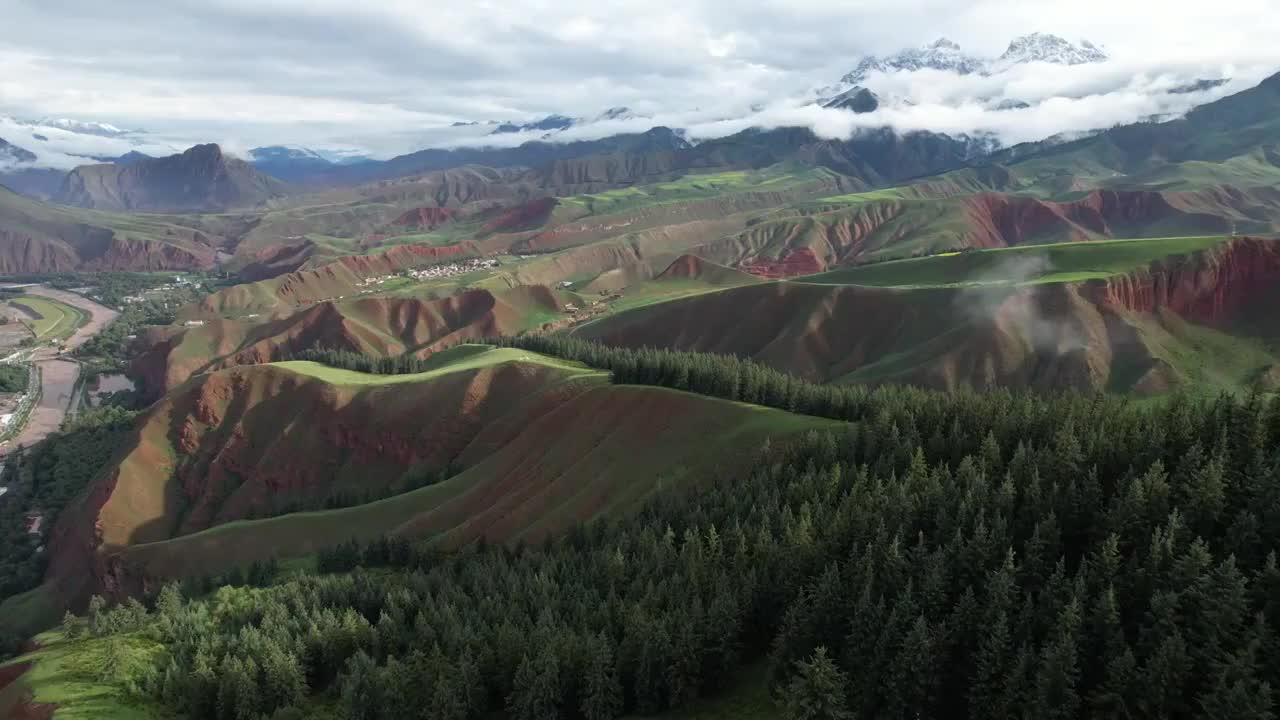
[840, 32, 1108, 85]
[5, 25, 1280, 720]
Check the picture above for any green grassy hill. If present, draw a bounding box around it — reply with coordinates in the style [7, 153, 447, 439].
[5, 345, 839, 642]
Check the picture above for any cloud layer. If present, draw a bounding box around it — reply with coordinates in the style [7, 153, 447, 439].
[2, 0, 1278, 165]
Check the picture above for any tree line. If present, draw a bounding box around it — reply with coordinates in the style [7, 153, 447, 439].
[290, 348, 449, 376]
[57, 356, 1280, 720]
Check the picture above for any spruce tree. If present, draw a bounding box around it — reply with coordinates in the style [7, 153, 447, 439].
[580, 634, 623, 720]
[781, 647, 852, 720]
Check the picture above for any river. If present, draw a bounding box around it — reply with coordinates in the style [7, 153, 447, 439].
[0, 284, 119, 456]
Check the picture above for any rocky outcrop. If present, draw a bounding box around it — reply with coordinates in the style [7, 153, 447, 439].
[0, 231, 80, 273]
[87, 235, 214, 271]
[1082, 237, 1280, 322]
[0, 227, 214, 273]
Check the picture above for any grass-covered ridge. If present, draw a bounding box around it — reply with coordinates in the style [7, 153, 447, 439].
[274, 345, 600, 386]
[798, 235, 1232, 288]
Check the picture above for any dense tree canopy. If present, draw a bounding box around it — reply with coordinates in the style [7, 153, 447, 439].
[0, 406, 138, 606]
[62, 341, 1280, 719]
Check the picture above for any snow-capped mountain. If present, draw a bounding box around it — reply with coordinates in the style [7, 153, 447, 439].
[992, 32, 1107, 71]
[841, 33, 1108, 85]
[484, 107, 650, 138]
[841, 38, 984, 84]
[35, 117, 132, 137]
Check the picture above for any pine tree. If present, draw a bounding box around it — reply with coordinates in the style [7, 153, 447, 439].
[1035, 598, 1083, 720]
[581, 634, 623, 720]
[507, 649, 561, 720]
[781, 647, 852, 720]
[61, 610, 80, 639]
[156, 582, 184, 618]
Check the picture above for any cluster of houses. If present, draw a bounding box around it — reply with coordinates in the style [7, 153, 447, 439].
[356, 258, 502, 291]
[118, 275, 197, 304]
[405, 257, 500, 281]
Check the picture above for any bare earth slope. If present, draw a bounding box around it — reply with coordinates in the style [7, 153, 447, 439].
[0, 186, 219, 272]
[135, 284, 579, 397]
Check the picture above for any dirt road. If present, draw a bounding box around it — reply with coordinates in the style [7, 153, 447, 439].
[0, 285, 119, 456]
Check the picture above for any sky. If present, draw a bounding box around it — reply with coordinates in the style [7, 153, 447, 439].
[2, 0, 1280, 166]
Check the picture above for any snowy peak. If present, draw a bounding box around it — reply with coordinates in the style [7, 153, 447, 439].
[841, 33, 1108, 84]
[997, 33, 1107, 67]
[35, 117, 130, 137]
[841, 37, 984, 84]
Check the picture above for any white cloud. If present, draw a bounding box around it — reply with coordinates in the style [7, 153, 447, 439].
[0, 0, 1277, 164]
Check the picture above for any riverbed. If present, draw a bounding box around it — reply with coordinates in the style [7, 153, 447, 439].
[0, 284, 118, 456]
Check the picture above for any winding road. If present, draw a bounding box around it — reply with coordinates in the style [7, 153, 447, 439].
[0, 284, 118, 456]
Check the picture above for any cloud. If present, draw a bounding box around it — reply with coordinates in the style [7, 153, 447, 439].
[0, 0, 1278, 162]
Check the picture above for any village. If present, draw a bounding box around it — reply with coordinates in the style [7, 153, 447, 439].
[356, 257, 501, 291]
[117, 275, 199, 304]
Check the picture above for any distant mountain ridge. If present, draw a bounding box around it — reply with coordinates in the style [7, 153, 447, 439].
[55, 143, 288, 212]
[35, 117, 131, 137]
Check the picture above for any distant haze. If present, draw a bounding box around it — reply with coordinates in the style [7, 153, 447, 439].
[2, 0, 1278, 165]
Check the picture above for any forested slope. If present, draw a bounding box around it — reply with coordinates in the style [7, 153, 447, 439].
[5, 339, 1280, 720]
